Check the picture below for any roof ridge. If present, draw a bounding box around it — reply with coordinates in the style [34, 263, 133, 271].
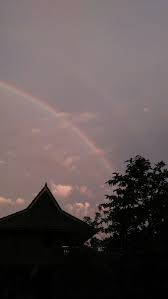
[0, 183, 61, 223]
[0, 184, 96, 242]
[27, 183, 62, 211]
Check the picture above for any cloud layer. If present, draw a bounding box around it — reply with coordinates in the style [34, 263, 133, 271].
[0, 196, 25, 206]
[51, 184, 74, 198]
[0, 0, 168, 218]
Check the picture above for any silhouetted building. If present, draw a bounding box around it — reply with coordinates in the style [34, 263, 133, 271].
[0, 184, 95, 266]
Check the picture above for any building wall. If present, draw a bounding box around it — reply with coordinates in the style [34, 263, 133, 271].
[0, 231, 66, 265]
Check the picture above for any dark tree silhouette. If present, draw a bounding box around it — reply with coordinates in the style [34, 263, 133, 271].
[82, 156, 168, 297]
[96, 155, 168, 251]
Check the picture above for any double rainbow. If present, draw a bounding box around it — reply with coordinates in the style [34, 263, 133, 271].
[0, 81, 112, 172]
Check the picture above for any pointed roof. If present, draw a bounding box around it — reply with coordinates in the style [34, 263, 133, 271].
[0, 184, 95, 243]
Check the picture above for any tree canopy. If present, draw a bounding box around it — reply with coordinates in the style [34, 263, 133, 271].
[87, 155, 168, 251]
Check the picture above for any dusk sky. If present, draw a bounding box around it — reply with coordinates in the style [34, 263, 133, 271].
[0, 0, 168, 218]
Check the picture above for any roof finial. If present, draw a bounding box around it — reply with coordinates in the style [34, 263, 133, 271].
[45, 182, 48, 188]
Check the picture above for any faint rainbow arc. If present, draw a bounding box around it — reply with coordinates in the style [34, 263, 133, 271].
[0, 81, 112, 172]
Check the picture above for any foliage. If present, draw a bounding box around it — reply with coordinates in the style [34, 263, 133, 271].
[83, 215, 103, 250]
[97, 155, 168, 250]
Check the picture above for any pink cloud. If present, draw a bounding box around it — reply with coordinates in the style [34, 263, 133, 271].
[77, 185, 93, 199]
[15, 198, 26, 205]
[65, 202, 91, 218]
[0, 196, 12, 205]
[63, 155, 80, 171]
[51, 183, 74, 198]
[0, 196, 25, 206]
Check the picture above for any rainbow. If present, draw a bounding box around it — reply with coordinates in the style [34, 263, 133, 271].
[0, 80, 112, 172]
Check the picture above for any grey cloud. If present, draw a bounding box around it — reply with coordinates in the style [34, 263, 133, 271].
[0, 0, 168, 216]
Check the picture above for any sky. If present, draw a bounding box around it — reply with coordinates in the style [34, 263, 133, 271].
[0, 0, 168, 218]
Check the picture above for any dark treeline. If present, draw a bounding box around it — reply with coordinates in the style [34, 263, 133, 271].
[84, 155, 168, 297]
